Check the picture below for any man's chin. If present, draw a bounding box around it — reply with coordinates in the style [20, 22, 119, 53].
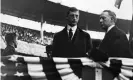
[101, 26, 106, 31]
[70, 23, 77, 26]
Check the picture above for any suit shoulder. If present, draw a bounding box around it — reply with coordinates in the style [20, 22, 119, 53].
[80, 29, 90, 36]
[2, 46, 15, 56]
[113, 27, 128, 40]
[115, 27, 126, 36]
[54, 29, 64, 37]
[78, 29, 91, 39]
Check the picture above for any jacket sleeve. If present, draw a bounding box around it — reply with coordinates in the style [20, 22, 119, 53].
[114, 33, 132, 58]
[51, 33, 60, 57]
[86, 33, 93, 54]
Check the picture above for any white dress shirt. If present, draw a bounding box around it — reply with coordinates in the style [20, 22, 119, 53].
[67, 25, 77, 39]
[107, 25, 115, 33]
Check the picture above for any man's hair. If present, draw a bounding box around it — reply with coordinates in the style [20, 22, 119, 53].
[67, 7, 79, 16]
[5, 33, 17, 45]
[103, 10, 117, 23]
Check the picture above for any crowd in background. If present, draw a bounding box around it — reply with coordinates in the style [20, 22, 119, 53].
[1, 23, 53, 46]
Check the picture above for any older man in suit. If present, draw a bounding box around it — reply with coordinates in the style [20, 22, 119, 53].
[99, 10, 132, 58]
[52, 7, 93, 57]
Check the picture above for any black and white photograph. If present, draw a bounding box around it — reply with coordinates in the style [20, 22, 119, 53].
[1, 0, 133, 80]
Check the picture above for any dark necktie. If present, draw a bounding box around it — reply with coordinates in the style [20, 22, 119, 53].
[69, 29, 73, 40]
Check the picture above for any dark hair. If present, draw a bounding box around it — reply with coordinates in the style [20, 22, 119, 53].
[67, 7, 79, 16]
[103, 10, 117, 23]
[5, 33, 17, 44]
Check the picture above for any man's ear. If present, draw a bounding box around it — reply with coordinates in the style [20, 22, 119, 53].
[111, 17, 114, 22]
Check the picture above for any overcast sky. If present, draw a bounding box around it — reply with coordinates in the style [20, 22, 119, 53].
[1, 0, 132, 37]
[49, 0, 132, 20]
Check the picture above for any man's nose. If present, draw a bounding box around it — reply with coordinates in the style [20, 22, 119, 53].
[73, 15, 77, 19]
[100, 19, 103, 23]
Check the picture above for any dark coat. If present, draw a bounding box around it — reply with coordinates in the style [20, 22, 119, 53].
[2, 45, 16, 56]
[99, 26, 132, 58]
[52, 27, 93, 57]
[130, 39, 133, 56]
[1, 45, 17, 80]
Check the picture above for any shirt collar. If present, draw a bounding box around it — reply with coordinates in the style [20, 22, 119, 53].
[67, 25, 77, 31]
[107, 25, 115, 32]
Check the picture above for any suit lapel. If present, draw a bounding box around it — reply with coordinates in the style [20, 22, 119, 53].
[99, 26, 117, 50]
[72, 27, 80, 43]
[64, 26, 81, 43]
[62, 26, 69, 38]
[103, 27, 117, 40]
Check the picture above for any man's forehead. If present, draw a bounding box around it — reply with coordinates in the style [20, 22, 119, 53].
[100, 12, 109, 16]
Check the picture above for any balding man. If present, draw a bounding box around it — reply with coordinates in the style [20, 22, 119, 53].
[99, 10, 132, 58]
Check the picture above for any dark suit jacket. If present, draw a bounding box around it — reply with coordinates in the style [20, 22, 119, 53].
[1, 45, 17, 80]
[52, 27, 93, 57]
[130, 39, 133, 56]
[2, 45, 16, 56]
[99, 26, 132, 58]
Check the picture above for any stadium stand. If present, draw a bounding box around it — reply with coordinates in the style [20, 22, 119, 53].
[1, 23, 55, 57]
[1, 22, 102, 57]
[1, 23, 53, 46]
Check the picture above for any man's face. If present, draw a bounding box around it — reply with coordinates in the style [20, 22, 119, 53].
[67, 11, 79, 27]
[100, 12, 112, 31]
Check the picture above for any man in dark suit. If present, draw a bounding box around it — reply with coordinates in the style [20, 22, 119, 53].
[99, 10, 132, 58]
[1, 33, 18, 80]
[52, 7, 93, 57]
[2, 33, 18, 56]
